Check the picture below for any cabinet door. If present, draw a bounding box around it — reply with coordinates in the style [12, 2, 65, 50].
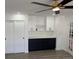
[14, 21, 25, 53]
[46, 16, 54, 31]
[5, 21, 14, 53]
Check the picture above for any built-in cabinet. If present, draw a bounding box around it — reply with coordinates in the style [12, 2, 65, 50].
[5, 20, 25, 53]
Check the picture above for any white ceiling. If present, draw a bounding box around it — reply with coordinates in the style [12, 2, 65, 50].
[5, 0, 73, 16]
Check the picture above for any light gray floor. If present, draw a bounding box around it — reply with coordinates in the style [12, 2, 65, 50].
[5, 50, 73, 59]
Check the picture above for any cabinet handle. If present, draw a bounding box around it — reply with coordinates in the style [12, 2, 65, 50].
[5, 38, 6, 40]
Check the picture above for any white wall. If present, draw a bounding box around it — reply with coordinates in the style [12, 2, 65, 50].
[5, 13, 26, 20]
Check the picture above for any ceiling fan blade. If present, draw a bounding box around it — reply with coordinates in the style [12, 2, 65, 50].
[32, 2, 53, 7]
[36, 8, 52, 13]
[58, 0, 72, 6]
[61, 6, 73, 9]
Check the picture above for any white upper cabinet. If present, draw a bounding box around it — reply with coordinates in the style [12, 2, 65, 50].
[46, 16, 55, 31]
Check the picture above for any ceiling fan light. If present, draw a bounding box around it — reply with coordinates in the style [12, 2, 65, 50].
[52, 7, 60, 11]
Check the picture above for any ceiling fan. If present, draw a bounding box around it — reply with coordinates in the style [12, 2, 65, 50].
[31, 0, 73, 14]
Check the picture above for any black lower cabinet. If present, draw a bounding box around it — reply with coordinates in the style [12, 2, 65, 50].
[29, 38, 56, 52]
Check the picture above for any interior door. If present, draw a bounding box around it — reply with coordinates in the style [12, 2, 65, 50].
[14, 21, 25, 53]
[5, 21, 14, 53]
